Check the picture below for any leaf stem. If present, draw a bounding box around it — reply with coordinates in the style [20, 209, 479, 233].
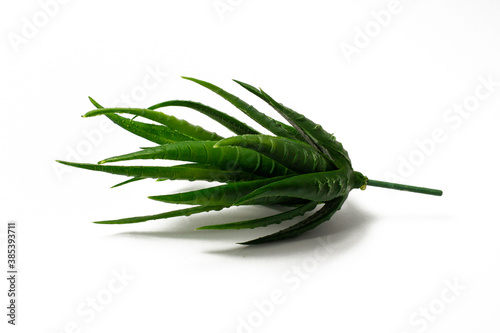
[366, 179, 443, 196]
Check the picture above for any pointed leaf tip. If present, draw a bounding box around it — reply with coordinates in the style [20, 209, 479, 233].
[56, 160, 72, 166]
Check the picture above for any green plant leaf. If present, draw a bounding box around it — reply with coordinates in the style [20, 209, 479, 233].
[84, 107, 223, 141]
[198, 201, 317, 230]
[93, 205, 227, 224]
[98, 140, 294, 178]
[215, 134, 335, 173]
[149, 100, 260, 135]
[182, 77, 299, 139]
[240, 195, 347, 245]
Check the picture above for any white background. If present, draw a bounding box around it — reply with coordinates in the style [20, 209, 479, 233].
[1, 1, 500, 332]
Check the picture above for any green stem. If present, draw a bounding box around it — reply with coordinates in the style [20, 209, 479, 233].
[366, 179, 443, 196]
